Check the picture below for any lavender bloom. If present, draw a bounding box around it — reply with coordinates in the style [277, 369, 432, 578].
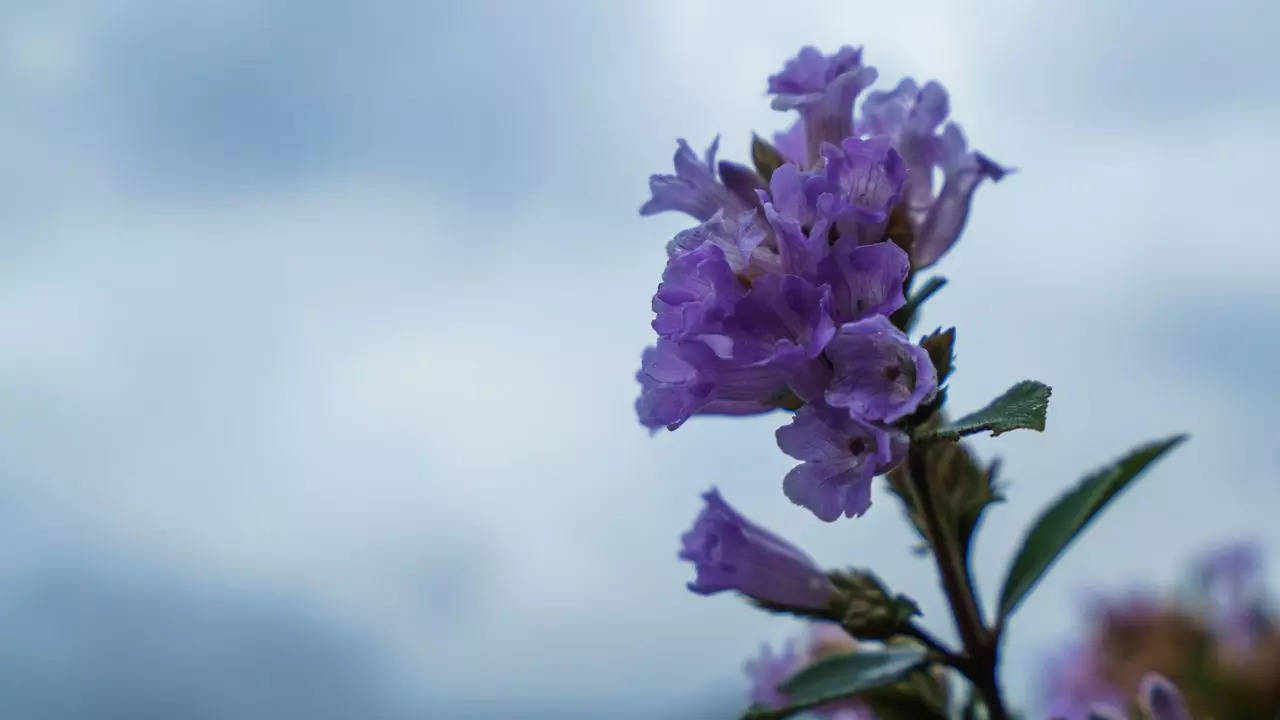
[825, 315, 937, 423]
[637, 233, 842, 431]
[817, 240, 909, 324]
[665, 209, 779, 279]
[723, 273, 836, 368]
[856, 78, 1008, 268]
[1041, 642, 1125, 720]
[756, 162, 838, 278]
[776, 404, 906, 521]
[1138, 674, 1193, 720]
[745, 641, 798, 708]
[641, 137, 749, 221]
[651, 242, 745, 339]
[773, 119, 807, 166]
[635, 338, 791, 431]
[680, 488, 836, 609]
[769, 46, 878, 167]
[1197, 542, 1266, 653]
[815, 136, 906, 244]
[914, 125, 1009, 268]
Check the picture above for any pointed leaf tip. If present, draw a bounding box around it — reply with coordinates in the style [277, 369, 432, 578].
[996, 434, 1187, 622]
[920, 380, 1051, 442]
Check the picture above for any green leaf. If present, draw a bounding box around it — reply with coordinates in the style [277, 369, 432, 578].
[919, 327, 955, 385]
[996, 435, 1187, 621]
[752, 134, 786, 181]
[919, 380, 1051, 442]
[890, 276, 947, 331]
[744, 649, 927, 720]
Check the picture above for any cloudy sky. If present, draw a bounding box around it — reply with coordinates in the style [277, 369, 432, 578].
[0, 0, 1277, 717]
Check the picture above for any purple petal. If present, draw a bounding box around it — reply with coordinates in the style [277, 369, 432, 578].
[782, 460, 873, 522]
[1138, 674, 1192, 720]
[745, 642, 799, 709]
[773, 120, 808, 166]
[641, 138, 748, 221]
[679, 488, 835, 608]
[824, 316, 938, 423]
[651, 242, 745, 338]
[818, 239, 909, 323]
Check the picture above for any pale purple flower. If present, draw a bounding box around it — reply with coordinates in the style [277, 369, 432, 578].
[641, 137, 749, 221]
[815, 136, 906, 244]
[776, 404, 906, 521]
[1041, 642, 1124, 720]
[769, 46, 878, 167]
[756, 162, 839, 278]
[745, 641, 798, 708]
[680, 488, 836, 609]
[723, 273, 837, 368]
[825, 316, 937, 423]
[856, 78, 1009, 268]
[635, 338, 791, 431]
[1138, 674, 1192, 720]
[651, 241, 745, 339]
[773, 119, 808, 166]
[913, 125, 1008, 268]
[665, 209, 778, 279]
[817, 240, 909, 324]
[1197, 542, 1266, 652]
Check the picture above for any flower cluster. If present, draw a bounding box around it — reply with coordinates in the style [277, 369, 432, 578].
[636, 45, 1006, 522]
[1042, 543, 1280, 719]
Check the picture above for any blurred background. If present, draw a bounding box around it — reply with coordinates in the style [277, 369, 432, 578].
[0, 0, 1277, 717]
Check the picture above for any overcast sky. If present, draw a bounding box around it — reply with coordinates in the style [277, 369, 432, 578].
[0, 1, 1277, 717]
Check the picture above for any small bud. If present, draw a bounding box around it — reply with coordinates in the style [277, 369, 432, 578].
[830, 569, 920, 639]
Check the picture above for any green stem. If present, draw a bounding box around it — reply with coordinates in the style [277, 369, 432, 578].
[905, 445, 1011, 720]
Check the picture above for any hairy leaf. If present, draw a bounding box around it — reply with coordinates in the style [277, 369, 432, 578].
[996, 435, 1187, 621]
[920, 380, 1051, 442]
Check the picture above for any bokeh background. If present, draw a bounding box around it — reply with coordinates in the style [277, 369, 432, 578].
[1, 0, 1277, 717]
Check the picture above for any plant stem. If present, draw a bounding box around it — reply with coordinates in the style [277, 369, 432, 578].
[905, 445, 1011, 720]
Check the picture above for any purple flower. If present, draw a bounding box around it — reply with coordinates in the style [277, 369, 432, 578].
[651, 241, 745, 339]
[913, 125, 1008, 268]
[816, 136, 906, 244]
[776, 404, 906, 521]
[635, 338, 791, 431]
[769, 46, 878, 167]
[1137, 674, 1192, 720]
[824, 316, 937, 423]
[1197, 542, 1266, 652]
[1041, 642, 1124, 720]
[856, 78, 1008, 268]
[756, 162, 838, 278]
[723, 273, 837, 368]
[817, 240, 908, 324]
[680, 488, 836, 609]
[773, 119, 808, 166]
[745, 641, 798, 708]
[641, 137, 749, 221]
[665, 209, 778, 279]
